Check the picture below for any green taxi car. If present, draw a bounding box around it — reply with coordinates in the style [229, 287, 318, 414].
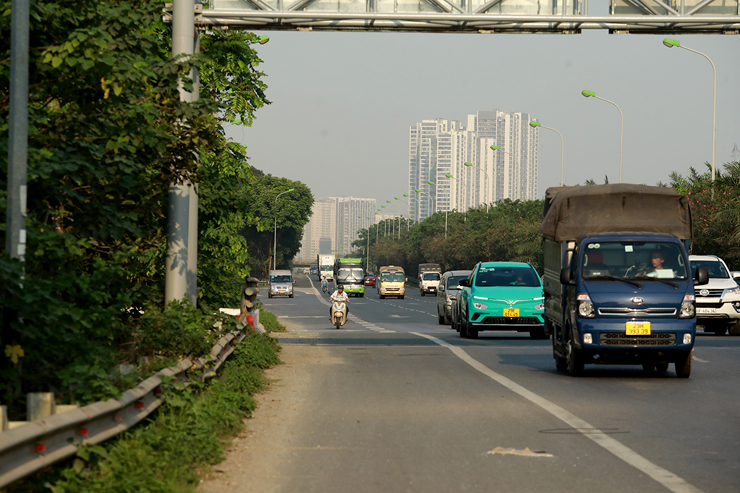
[456, 262, 545, 339]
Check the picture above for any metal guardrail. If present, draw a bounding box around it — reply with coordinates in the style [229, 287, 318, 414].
[0, 312, 261, 489]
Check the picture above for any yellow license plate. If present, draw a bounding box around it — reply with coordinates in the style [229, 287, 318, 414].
[626, 322, 651, 335]
[503, 308, 520, 317]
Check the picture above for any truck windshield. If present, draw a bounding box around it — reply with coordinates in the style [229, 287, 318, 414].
[338, 268, 364, 281]
[320, 266, 332, 272]
[381, 272, 405, 282]
[270, 275, 291, 283]
[582, 241, 688, 280]
[690, 260, 730, 279]
[423, 273, 440, 281]
[475, 266, 540, 287]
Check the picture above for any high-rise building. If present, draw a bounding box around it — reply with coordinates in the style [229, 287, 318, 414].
[408, 110, 538, 222]
[296, 197, 377, 262]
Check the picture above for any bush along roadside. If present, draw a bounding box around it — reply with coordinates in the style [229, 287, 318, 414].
[9, 327, 282, 493]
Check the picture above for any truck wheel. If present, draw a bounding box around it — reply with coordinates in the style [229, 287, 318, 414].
[675, 349, 693, 378]
[656, 362, 669, 373]
[712, 324, 728, 336]
[567, 338, 584, 376]
[379, 294, 385, 299]
[421, 290, 425, 296]
[642, 363, 656, 372]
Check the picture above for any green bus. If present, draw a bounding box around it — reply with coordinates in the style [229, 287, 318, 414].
[334, 258, 365, 297]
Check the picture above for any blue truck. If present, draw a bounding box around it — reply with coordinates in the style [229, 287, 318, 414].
[540, 184, 708, 377]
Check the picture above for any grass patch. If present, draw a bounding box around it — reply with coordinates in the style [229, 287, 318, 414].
[11, 329, 281, 493]
[258, 304, 287, 333]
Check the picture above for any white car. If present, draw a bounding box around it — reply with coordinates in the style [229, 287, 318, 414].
[689, 255, 740, 335]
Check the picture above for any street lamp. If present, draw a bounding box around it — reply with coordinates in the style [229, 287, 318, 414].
[274, 188, 294, 271]
[443, 173, 461, 238]
[581, 90, 624, 183]
[386, 200, 401, 239]
[463, 162, 490, 213]
[529, 122, 564, 187]
[395, 196, 410, 232]
[414, 188, 433, 220]
[427, 181, 437, 216]
[663, 38, 717, 183]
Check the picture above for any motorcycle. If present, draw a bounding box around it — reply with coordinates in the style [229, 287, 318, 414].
[321, 280, 328, 293]
[331, 300, 348, 329]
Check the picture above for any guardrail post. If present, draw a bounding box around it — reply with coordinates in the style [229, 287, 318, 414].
[1, 405, 8, 431]
[27, 392, 55, 421]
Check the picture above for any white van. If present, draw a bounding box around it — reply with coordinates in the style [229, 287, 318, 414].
[268, 270, 294, 298]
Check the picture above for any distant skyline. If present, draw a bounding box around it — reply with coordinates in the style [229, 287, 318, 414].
[226, 21, 740, 217]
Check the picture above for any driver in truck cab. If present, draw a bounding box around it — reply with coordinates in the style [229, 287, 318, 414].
[329, 285, 350, 316]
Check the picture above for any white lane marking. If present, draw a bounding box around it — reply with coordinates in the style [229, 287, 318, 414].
[693, 357, 709, 363]
[306, 275, 395, 334]
[411, 332, 703, 493]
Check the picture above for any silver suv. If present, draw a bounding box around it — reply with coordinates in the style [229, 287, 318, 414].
[689, 255, 740, 335]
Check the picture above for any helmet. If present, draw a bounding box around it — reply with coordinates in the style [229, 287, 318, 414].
[337, 285, 344, 291]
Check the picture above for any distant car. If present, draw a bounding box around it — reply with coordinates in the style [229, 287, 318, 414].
[310, 267, 318, 277]
[689, 255, 740, 335]
[453, 262, 545, 339]
[364, 273, 376, 288]
[437, 270, 472, 325]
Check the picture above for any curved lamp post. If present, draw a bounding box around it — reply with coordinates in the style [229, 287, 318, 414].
[581, 90, 623, 183]
[273, 188, 294, 270]
[443, 173, 461, 238]
[414, 188, 433, 220]
[394, 196, 410, 232]
[663, 38, 716, 183]
[529, 122, 564, 187]
[463, 162, 490, 213]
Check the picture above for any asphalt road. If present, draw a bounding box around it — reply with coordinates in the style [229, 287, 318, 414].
[212, 273, 740, 493]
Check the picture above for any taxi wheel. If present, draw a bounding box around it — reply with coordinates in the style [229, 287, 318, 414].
[459, 316, 468, 338]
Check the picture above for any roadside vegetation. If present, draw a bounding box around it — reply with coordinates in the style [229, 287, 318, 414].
[355, 162, 740, 276]
[8, 330, 281, 493]
[0, 0, 311, 421]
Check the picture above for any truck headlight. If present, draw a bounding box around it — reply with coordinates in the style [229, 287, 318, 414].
[679, 294, 695, 318]
[577, 294, 595, 318]
[473, 302, 487, 310]
[535, 303, 544, 310]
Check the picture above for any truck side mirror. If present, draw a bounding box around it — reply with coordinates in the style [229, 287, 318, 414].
[695, 267, 709, 286]
[560, 268, 572, 285]
[458, 279, 469, 287]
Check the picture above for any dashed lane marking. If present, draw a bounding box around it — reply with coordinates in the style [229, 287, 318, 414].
[413, 332, 703, 493]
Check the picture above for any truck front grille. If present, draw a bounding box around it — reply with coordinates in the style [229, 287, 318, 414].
[598, 307, 676, 316]
[600, 332, 676, 346]
[479, 317, 541, 325]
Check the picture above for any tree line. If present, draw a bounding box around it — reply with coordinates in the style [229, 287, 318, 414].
[353, 163, 740, 278]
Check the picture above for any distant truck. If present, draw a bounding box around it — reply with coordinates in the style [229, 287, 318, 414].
[541, 184, 708, 377]
[334, 258, 365, 297]
[378, 265, 406, 299]
[317, 254, 335, 281]
[418, 263, 442, 296]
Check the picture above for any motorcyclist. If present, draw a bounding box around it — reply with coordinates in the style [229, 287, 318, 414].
[329, 285, 349, 318]
[321, 275, 328, 292]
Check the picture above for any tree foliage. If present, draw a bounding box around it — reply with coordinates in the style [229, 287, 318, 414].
[0, 0, 272, 416]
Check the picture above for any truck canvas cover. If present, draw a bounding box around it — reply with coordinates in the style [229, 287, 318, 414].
[539, 184, 693, 241]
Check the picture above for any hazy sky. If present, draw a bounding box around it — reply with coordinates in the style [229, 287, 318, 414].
[226, 15, 740, 214]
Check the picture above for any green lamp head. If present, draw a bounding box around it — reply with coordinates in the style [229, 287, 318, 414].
[464, 162, 473, 167]
[288, 188, 295, 192]
[581, 90, 595, 98]
[428, 181, 435, 185]
[257, 35, 270, 45]
[386, 200, 391, 203]
[490, 145, 500, 151]
[415, 189, 422, 193]
[403, 194, 409, 197]
[529, 122, 541, 128]
[445, 173, 454, 178]
[663, 38, 680, 48]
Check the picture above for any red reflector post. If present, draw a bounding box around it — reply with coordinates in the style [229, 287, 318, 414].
[35, 444, 46, 452]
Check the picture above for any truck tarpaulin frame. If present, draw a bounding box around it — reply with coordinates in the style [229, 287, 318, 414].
[539, 184, 693, 242]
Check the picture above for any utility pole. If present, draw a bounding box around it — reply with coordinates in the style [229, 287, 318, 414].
[6, 0, 30, 262]
[166, 0, 199, 305]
